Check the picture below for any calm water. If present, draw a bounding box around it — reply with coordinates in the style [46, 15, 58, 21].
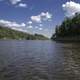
[0, 40, 80, 80]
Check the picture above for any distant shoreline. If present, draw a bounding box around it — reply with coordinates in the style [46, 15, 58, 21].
[0, 39, 49, 40]
[52, 37, 80, 43]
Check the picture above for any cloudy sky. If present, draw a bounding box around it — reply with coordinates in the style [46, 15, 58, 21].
[0, 0, 80, 37]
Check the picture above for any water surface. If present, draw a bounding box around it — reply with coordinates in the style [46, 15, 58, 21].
[0, 40, 80, 80]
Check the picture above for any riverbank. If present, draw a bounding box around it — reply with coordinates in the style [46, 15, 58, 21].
[53, 36, 80, 42]
[0, 26, 48, 40]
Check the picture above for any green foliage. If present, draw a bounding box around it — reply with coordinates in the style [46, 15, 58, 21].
[0, 26, 48, 40]
[51, 13, 80, 40]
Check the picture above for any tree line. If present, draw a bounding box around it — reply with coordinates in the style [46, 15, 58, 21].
[0, 26, 48, 40]
[51, 13, 80, 40]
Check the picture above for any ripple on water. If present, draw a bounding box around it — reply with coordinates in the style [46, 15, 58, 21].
[0, 41, 80, 80]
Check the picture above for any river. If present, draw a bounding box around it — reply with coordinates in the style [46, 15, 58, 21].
[0, 40, 80, 80]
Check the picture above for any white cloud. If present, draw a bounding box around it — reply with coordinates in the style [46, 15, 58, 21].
[35, 26, 38, 29]
[18, 3, 27, 8]
[62, 1, 80, 17]
[0, 20, 26, 27]
[31, 15, 41, 23]
[0, 19, 27, 32]
[30, 12, 52, 23]
[9, 0, 27, 8]
[39, 24, 43, 27]
[9, 0, 21, 5]
[41, 12, 46, 16]
[0, 19, 44, 34]
[27, 21, 32, 24]
[39, 27, 43, 30]
[35, 26, 43, 30]
[27, 25, 33, 29]
[41, 12, 52, 19]
[21, 23, 26, 27]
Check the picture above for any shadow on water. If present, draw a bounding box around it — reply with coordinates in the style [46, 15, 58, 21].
[61, 43, 80, 80]
[0, 40, 80, 80]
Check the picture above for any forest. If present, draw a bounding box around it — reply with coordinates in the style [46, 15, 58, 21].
[51, 13, 80, 41]
[0, 26, 48, 40]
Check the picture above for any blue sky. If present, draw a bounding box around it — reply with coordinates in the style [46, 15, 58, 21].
[0, 0, 80, 37]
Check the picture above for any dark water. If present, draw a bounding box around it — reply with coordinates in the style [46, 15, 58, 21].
[0, 40, 80, 80]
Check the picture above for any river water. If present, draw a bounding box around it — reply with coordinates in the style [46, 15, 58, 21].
[0, 40, 80, 80]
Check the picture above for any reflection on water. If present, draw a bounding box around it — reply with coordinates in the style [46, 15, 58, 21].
[63, 43, 80, 80]
[0, 40, 80, 80]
